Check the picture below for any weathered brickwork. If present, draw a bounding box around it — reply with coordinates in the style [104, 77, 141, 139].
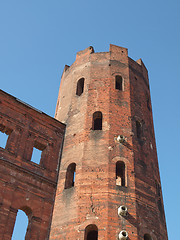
[0, 44, 168, 240]
[50, 45, 168, 239]
[0, 90, 65, 240]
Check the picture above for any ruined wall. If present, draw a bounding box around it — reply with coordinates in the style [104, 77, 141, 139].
[0, 90, 65, 240]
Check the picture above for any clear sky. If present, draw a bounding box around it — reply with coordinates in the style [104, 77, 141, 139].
[0, 0, 179, 239]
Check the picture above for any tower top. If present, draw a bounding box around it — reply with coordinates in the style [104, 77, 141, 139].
[63, 44, 147, 78]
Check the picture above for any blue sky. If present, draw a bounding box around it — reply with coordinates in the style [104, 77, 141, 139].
[0, 0, 179, 239]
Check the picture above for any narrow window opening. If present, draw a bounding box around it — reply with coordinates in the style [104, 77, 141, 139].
[84, 224, 98, 240]
[73, 171, 76, 183]
[65, 163, 76, 189]
[116, 161, 125, 186]
[31, 142, 45, 165]
[136, 121, 142, 139]
[92, 111, 102, 130]
[87, 230, 98, 240]
[144, 234, 152, 240]
[147, 97, 151, 111]
[12, 210, 29, 240]
[158, 198, 163, 214]
[76, 78, 85, 96]
[0, 125, 12, 149]
[115, 75, 123, 91]
[155, 181, 161, 197]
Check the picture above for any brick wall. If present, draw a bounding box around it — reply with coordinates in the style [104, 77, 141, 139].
[0, 90, 65, 240]
[50, 45, 168, 240]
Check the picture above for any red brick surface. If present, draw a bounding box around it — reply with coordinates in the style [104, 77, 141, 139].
[50, 45, 168, 239]
[0, 44, 168, 240]
[0, 90, 65, 240]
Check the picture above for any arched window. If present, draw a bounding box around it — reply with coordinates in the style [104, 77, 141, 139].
[76, 78, 85, 96]
[136, 121, 142, 139]
[144, 233, 152, 240]
[84, 224, 98, 240]
[65, 163, 76, 189]
[116, 161, 125, 186]
[92, 111, 102, 130]
[12, 208, 31, 240]
[115, 75, 123, 91]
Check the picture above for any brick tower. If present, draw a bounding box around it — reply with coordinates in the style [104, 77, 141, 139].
[49, 45, 168, 240]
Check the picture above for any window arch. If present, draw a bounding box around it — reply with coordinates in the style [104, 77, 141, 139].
[65, 163, 76, 189]
[116, 161, 125, 186]
[144, 233, 152, 240]
[84, 224, 98, 240]
[115, 75, 123, 91]
[12, 207, 32, 240]
[136, 121, 142, 139]
[76, 78, 85, 96]
[92, 111, 102, 130]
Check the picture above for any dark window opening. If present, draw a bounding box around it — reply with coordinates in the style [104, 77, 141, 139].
[87, 230, 98, 240]
[31, 142, 45, 165]
[92, 111, 102, 130]
[116, 161, 125, 186]
[155, 181, 161, 197]
[76, 78, 85, 96]
[147, 97, 151, 111]
[136, 121, 142, 139]
[0, 125, 12, 149]
[84, 224, 98, 240]
[157, 198, 163, 215]
[65, 163, 76, 189]
[115, 75, 123, 91]
[144, 234, 152, 240]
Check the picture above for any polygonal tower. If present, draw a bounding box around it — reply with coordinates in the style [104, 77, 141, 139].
[49, 45, 168, 240]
